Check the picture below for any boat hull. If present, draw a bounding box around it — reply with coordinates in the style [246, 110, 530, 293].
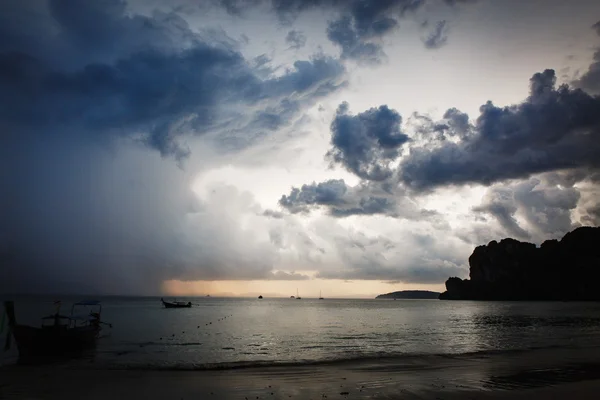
[11, 324, 100, 361]
[162, 301, 192, 308]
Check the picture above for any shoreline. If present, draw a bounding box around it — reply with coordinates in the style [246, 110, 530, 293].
[3, 346, 600, 399]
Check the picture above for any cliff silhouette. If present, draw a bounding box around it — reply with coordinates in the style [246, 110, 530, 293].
[439, 226, 600, 301]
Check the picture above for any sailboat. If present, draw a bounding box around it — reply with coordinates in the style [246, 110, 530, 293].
[319, 290, 324, 300]
[296, 288, 301, 300]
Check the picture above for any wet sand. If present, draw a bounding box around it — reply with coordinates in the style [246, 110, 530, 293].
[2, 346, 600, 399]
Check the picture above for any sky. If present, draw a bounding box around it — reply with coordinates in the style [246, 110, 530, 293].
[1, 0, 600, 298]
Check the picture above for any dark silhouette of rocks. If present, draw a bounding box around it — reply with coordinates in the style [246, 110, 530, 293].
[440, 226, 600, 301]
[376, 290, 440, 299]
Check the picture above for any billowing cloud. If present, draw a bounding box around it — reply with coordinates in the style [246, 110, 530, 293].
[279, 179, 438, 218]
[473, 173, 583, 241]
[422, 20, 448, 49]
[327, 102, 409, 181]
[400, 69, 600, 190]
[268, 0, 424, 26]
[513, 177, 580, 237]
[219, 0, 476, 62]
[0, 0, 348, 294]
[574, 21, 600, 94]
[1, 0, 346, 163]
[285, 29, 306, 49]
[326, 16, 386, 64]
[473, 186, 531, 239]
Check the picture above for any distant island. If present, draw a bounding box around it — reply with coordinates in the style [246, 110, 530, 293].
[440, 226, 600, 301]
[376, 290, 440, 299]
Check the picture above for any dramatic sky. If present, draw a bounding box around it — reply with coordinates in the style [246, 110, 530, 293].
[2, 0, 600, 297]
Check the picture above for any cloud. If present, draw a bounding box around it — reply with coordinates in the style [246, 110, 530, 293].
[326, 16, 388, 64]
[473, 186, 531, 239]
[263, 209, 285, 219]
[573, 21, 600, 94]
[280, 179, 350, 213]
[0, 0, 346, 163]
[327, 102, 410, 181]
[442, 107, 471, 138]
[286, 29, 306, 49]
[218, 0, 476, 63]
[422, 20, 448, 49]
[268, 0, 424, 26]
[473, 174, 583, 241]
[513, 177, 580, 237]
[0, 0, 349, 294]
[313, 227, 467, 283]
[0, 142, 324, 294]
[268, 271, 311, 280]
[217, 0, 264, 15]
[279, 179, 439, 219]
[442, 0, 477, 5]
[318, 0, 422, 63]
[400, 69, 600, 190]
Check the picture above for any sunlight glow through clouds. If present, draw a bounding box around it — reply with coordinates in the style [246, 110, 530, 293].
[162, 278, 445, 298]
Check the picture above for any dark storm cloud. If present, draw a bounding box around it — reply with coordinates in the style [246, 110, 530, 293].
[326, 16, 386, 64]
[442, 107, 470, 138]
[268, 0, 424, 26]
[0, 0, 348, 294]
[217, 0, 474, 60]
[423, 20, 448, 49]
[286, 29, 307, 49]
[574, 21, 600, 94]
[0, 0, 346, 162]
[400, 69, 600, 190]
[280, 179, 349, 213]
[279, 179, 438, 219]
[279, 179, 398, 216]
[327, 102, 409, 181]
[217, 0, 263, 15]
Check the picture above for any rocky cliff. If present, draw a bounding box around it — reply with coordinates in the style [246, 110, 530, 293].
[439, 226, 600, 301]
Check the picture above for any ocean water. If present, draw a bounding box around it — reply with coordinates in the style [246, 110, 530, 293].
[2, 296, 600, 369]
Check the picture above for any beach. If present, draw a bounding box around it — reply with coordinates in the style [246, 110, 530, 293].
[3, 346, 600, 399]
[3, 298, 600, 399]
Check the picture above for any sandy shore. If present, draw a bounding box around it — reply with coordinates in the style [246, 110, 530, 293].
[3, 346, 600, 399]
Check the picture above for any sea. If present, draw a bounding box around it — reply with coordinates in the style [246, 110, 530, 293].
[2, 296, 600, 370]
